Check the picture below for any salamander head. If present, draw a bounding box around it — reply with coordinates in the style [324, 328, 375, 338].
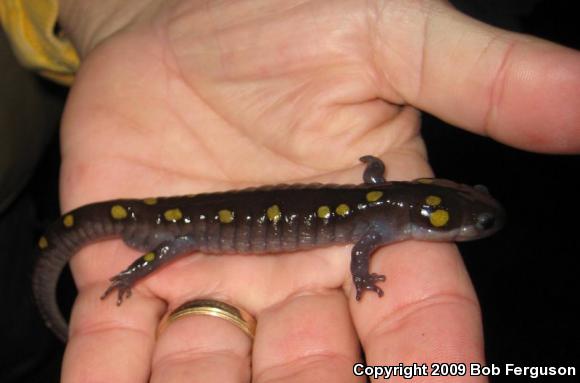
[407, 178, 505, 242]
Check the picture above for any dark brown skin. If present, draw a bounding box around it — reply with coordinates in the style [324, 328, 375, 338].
[35, 157, 504, 343]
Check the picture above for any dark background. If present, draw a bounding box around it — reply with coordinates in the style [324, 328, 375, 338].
[0, 1, 578, 382]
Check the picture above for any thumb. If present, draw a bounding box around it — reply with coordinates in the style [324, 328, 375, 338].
[371, 1, 580, 153]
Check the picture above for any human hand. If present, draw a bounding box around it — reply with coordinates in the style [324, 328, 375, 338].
[56, 0, 580, 381]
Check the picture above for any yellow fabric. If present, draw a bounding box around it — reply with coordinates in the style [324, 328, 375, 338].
[0, 0, 79, 86]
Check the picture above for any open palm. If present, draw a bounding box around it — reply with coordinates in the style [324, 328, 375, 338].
[56, 1, 580, 382]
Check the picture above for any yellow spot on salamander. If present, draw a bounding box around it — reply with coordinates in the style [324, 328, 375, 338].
[335, 203, 350, 217]
[430, 209, 449, 227]
[218, 209, 234, 223]
[164, 208, 183, 222]
[366, 191, 383, 202]
[38, 236, 48, 249]
[143, 252, 155, 262]
[425, 195, 442, 207]
[417, 178, 433, 184]
[267, 205, 282, 223]
[317, 206, 331, 219]
[111, 205, 128, 220]
[63, 214, 74, 228]
[143, 197, 157, 205]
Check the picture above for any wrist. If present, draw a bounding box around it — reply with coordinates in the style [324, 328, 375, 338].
[58, 0, 163, 57]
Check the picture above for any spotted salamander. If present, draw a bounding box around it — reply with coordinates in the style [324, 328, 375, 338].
[33, 156, 505, 342]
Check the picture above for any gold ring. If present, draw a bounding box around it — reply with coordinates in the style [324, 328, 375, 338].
[159, 299, 257, 339]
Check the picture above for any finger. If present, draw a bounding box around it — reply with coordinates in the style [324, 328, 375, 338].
[61, 242, 166, 383]
[152, 303, 252, 383]
[62, 283, 164, 382]
[252, 292, 363, 383]
[349, 241, 485, 379]
[346, 152, 484, 375]
[372, 1, 580, 153]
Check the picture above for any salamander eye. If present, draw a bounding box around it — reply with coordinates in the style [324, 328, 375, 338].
[474, 184, 489, 194]
[476, 212, 495, 230]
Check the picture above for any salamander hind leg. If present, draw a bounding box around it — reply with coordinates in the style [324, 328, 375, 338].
[122, 229, 176, 252]
[351, 229, 386, 300]
[359, 155, 386, 184]
[101, 235, 197, 305]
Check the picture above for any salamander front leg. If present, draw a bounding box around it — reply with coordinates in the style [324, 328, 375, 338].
[101, 235, 197, 305]
[360, 155, 386, 184]
[351, 229, 386, 300]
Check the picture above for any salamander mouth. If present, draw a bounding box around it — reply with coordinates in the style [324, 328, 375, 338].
[409, 225, 462, 241]
[455, 224, 484, 241]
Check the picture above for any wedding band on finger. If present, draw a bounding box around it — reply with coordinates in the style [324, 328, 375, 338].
[158, 299, 257, 339]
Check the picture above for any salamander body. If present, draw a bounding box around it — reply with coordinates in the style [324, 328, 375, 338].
[33, 156, 505, 341]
